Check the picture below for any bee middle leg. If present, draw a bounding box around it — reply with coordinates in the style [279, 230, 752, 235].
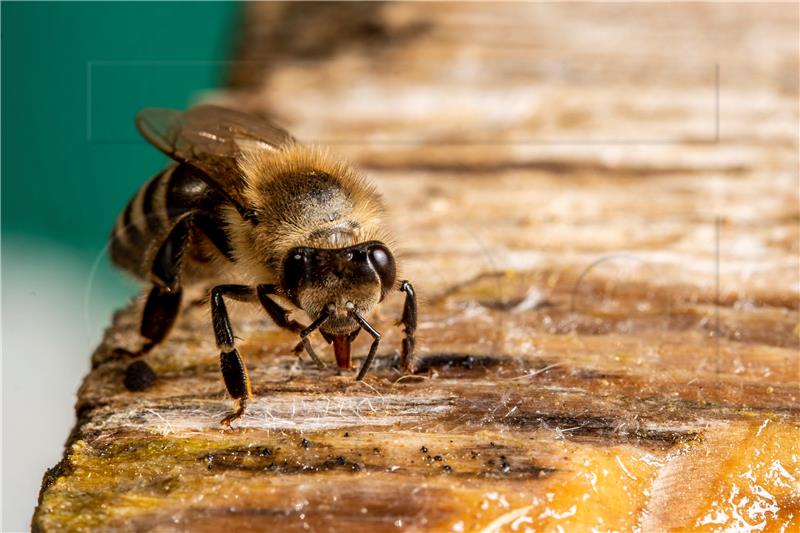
[210, 284, 257, 427]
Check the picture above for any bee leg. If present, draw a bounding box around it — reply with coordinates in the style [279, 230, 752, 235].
[398, 280, 418, 373]
[220, 399, 248, 428]
[210, 284, 257, 426]
[120, 286, 183, 391]
[256, 285, 308, 334]
[298, 310, 331, 369]
[255, 285, 322, 366]
[113, 286, 181, 359]
[351, 310, 382, 381]
[119, 215, 193, 391]
[291, 340, 304, 357]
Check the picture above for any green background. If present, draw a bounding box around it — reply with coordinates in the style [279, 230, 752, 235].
[2, 1, 239, 253]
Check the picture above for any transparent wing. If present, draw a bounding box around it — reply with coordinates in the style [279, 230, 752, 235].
[136, 105, 296, 209]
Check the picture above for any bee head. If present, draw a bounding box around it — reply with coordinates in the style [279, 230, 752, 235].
[281, 241, 396, 334]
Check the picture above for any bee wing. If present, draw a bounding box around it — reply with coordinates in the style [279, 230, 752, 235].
[136, 105, 296, 209]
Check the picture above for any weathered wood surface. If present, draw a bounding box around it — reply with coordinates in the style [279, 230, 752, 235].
[35, 3, 798, 532]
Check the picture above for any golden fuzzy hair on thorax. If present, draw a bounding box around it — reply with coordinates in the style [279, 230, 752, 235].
[231, 143, 395, 277]
[238, 143, 373, 200]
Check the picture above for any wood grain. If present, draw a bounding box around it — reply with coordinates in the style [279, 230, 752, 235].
[35, 3, 798, 532]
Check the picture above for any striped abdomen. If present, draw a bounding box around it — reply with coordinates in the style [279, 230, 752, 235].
[110, 164, 235, 283]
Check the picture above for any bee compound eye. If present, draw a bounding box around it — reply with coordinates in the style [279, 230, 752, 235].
[368, 244, 396, 298]
[368, 245, 390, 270]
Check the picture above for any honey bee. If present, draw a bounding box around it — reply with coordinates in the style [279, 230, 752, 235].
[110, 105, 417, 425]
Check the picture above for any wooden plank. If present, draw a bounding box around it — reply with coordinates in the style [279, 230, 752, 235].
[34, 3, 798, 531]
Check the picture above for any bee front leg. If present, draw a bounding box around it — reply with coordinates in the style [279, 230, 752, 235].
[210, 284, 257, 427]
[256, 284, 308, 334]
[256, 285, 326, 368]
[398, 281, 418, 373]
[297, 310, 331, 369]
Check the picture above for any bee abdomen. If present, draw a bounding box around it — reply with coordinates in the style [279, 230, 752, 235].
[110, 166, 175, 278]
[110, 164, 236, 280]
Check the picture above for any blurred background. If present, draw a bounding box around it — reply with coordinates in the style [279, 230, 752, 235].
[3, 2, 797, 531]
[2, 3, 239, 529]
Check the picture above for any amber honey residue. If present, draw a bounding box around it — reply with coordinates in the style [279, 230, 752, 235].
[690, 421, 799, 533]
